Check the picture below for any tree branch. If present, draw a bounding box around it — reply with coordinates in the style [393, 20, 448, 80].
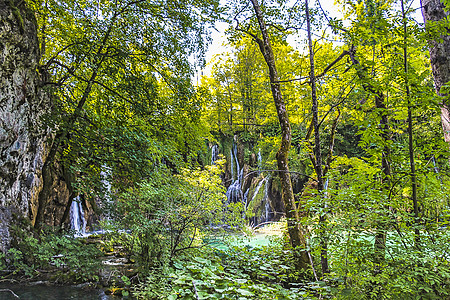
[274, 50, 350, 84]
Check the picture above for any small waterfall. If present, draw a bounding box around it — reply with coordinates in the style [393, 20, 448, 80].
[263, 177, 271, 222]
[257, 149, 262, 172]
[226, 180, 241, 204]
[101, 167, 112, 201]
[230, 149, 235, 180]
[233, 143, 240, 180]
[248, 176, 268, 209]
[100, 166, 113, 221]
[70, 196, 86, 236]
[211, 145, 219, 165]
[247, 176, 272, 226]
[226, 142, 244, 204]
[243, 189, 249, 208]
[227, 169, 244, 204]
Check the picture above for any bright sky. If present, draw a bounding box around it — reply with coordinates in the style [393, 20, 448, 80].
[200, 0, 423, 77]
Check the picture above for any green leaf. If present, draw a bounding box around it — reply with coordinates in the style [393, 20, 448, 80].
[236, 288, 254, 296]
[235, 278, 247, 284]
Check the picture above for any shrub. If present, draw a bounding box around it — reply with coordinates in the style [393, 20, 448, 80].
[115, 161, 242, 272]
[2, 225, 101, 282]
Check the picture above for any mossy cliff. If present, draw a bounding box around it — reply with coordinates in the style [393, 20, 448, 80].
[0, 0, 53, 251]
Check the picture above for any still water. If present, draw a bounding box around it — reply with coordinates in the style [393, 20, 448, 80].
[0, 283, 114, 300]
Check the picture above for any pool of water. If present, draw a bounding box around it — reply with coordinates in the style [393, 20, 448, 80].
[0, 283, 115, 300]
[205, 230, 282, 250]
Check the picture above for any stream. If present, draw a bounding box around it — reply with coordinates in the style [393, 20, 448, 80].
[0, 283, 117, 300]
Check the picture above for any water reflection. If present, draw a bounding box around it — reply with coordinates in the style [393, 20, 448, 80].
[0, 283, 114, 300]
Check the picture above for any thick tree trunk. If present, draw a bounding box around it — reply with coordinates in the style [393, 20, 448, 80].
[421, 0, 450, 149]
[249, 0, 310, 271]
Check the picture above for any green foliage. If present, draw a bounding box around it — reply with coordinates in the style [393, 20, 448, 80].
[304, 152, 450, 298]
[15, 0, 450, 295]
[133, 242, 324, 299]
[2, 226, 101, 282]
[115, 161, 244, 272]
[30, 0, 221, 204]
[328, 230, 450, 299]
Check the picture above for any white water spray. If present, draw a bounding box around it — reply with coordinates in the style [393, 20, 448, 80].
[70, 196, 86, 236]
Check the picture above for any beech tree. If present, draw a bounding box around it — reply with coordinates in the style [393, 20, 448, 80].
[421, 0, 450, 152]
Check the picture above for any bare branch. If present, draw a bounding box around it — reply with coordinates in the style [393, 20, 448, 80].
[0, 289, 19, 299]
[275, 50, 350, 84]
[323, 108, 341, 177]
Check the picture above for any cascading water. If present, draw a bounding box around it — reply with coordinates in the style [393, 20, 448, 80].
[223, 141, 278, 226]
[243, 189, 249, 208]
[233, 143, 240, 180]
[248, 176, 274, 225]
[257, 149, 262, 173]
[70, 196, 86, 236]
[101, 167, 112, 200]
[262, 177, 272, 222]
[226, 143, 244, 204]
[100, 166, 113, 220]
[230, 149, 235, 181]
[248, 176, 268, 209]
[226, 169, 244, 204]
[211, 145, 219, 165]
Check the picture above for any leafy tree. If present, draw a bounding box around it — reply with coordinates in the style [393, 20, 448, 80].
[29, 0, 221, 227]
[115, 161, 240, 270]
[229, 0, 312, 271]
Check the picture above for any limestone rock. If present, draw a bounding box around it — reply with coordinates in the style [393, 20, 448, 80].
[0, 1, 51, 251]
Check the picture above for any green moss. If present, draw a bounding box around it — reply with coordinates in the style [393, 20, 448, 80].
[8, 0, 25, 33]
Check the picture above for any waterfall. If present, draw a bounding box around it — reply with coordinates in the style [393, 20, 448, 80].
[226, 169, 244, 204]
[233, 143, 240, 180]
[226, 142, 244, 204]
[230, 149, 235, 180]
[101, 167, 112, 201]
[262, 176, 272, 222]
[243, 189, 249, 206]
[226, 180, 241, 204]
[70, 196, 86, 236]
[247, 176, 272, 225]
[257, 149, 262, 172]
[100, 166, 113, 221]
[211, 145, 219, 165]
[248, 176, 268, 209]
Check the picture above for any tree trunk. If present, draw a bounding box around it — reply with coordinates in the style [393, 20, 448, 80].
[421, 0, 450, 151]
[402, 0, 420, 246]
[304, 0, 328, 275]
[348, 47, 391, 264]
[249, 0, 310, 271]
[34, 13, 118, 229]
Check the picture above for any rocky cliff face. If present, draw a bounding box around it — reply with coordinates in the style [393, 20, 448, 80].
[0, 1, 51, 252]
